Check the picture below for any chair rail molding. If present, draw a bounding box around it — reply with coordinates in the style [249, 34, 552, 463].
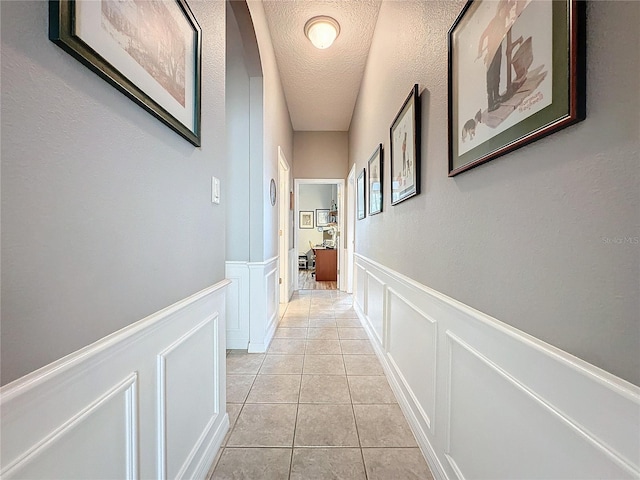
[1, 280, 231, 480]
[353, 253, 640, 480]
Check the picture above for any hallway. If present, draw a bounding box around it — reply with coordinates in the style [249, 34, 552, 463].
[210, 290, 433, 479]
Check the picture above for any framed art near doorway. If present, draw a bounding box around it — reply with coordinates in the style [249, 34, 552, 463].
[299, 211, 314, 229]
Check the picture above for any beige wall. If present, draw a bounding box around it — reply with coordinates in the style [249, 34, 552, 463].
[293, 131, 349, 179]
[349, 1, 640, 385]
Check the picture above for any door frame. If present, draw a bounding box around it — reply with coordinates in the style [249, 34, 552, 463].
[294, 178, 346, 291]
[345, 164, 356, 293]
[278, 147, 291, 304]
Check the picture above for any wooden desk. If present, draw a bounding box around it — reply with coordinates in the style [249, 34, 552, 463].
[314, 248, 337, 281]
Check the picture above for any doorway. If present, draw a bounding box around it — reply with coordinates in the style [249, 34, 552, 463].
[294, 179, 345, 291]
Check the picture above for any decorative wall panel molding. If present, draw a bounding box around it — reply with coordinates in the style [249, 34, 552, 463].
[226, 262, 251, 349]
[158, 316, 219, 479]
[365, 271, 386, 344]
[386, 287, 437, 433]
[227, 256, 280, 353]
[353, 254, 640, 480]
[355, 264, 367, 313]
[248, 256, 279, 352]
[2, 374, 138, 479]
[0, 281, 230, 479]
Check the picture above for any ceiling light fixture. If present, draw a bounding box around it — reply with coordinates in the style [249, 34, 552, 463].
[304, 16, 340, 50]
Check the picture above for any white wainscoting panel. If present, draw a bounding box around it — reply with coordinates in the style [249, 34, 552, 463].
[247, 256, 280, 353]
[355, 264, 366, 315]
[158, 316, 219, 480]
[353, 254, 640, 480]
[265, 264, 279, 341]
[386, 287, 437, 434]
[365, 271, 386, 345]
[1, 281, 230, 480]
[227, 257, 280, 353]
[225, 262, 250, 349]
[3, 374, 138, 479]
[445, 333, 633, 480]
[288, 247, 297, 300]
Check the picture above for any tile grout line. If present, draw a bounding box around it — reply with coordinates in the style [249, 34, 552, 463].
[288, 309, 310, 480]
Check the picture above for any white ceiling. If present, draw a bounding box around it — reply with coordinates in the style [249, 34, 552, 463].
[262, 0, 382, 132]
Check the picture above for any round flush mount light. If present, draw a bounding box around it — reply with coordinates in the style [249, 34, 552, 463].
[304, 16, 340, 50]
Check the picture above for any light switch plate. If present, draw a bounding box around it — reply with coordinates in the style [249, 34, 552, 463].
[212, 177, 220, 204]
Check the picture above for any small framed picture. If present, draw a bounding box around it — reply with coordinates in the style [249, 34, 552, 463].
[357, 168, 366, 220]
[299, 211, 314, 229]
[368, 144, 383, 216]
[448, 0, 586, 176]
[390, 84, 421, 205]
[316, 209, 330, 227]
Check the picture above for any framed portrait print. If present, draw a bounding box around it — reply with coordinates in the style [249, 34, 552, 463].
[390, 84, 421, 205]
[50, 0, 202, 146]
[368, 144, 383, 215]
[299, 211, 314, 229]
[357, 168, 366, 220]
[448, 0, 586, 176]
[316, 209, 330, 227]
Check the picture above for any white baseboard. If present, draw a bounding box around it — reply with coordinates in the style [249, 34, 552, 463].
[0, 281, 230, 480]
[354, 254, 640, 480]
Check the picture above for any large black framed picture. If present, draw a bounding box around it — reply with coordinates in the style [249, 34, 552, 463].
[50, 0, 202, 146]
[390, 84, 421, 205]
[448, 0, 586, 176]
[368, 144, 383, 216]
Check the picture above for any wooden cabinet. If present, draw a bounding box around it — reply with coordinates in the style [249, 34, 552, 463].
[315, 249, 337, 281]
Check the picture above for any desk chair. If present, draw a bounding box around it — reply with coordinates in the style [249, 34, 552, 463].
[308, 241, 316, 277]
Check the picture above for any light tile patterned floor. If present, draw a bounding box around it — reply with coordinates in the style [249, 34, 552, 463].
[209, 290, 434, 480]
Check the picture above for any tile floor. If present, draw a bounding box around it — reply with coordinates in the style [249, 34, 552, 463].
[209, 290, 434, 480]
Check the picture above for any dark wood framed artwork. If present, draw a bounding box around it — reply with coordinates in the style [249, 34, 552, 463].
[368, 144, 383, 216]
[448, 0, 586, 176]
[390, 84, 421, 205]
[49, 0, 202, 146]
[357, 168, 366, 220]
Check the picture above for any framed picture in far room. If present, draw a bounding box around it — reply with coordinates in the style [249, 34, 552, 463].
[390, 84, 421, 205]
[448, 0, 586, 176]
[357, 168, 366, 220]
[299, 211, 314, 229]
[368, 144, 383, 215]
[316, 209, 330, 227]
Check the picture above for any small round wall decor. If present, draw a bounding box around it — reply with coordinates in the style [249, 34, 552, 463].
[270, 178, 277, 206]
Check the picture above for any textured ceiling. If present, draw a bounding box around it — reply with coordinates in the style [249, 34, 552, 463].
[262, 0, 382, 132]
